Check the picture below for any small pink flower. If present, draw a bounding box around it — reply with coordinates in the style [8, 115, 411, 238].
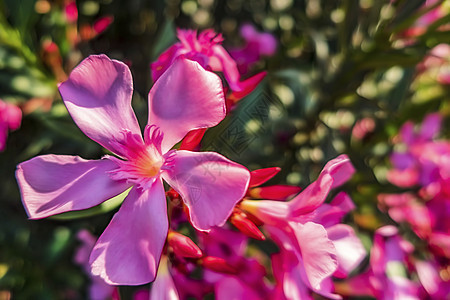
[64, 0, 78, 23]
[74, 230, 116, 300]
[16, 55, 250, 285]
[0, 99, 22, 151]
[230, 24, 277, 74]
[338, 226, 420, 300]
[151, 29, 265, 94]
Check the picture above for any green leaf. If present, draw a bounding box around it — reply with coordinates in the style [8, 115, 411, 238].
[50, 188, 132, 220]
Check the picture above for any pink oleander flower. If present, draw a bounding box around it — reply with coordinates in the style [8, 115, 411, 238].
[151, 28, 266, 96]
[336, 226, 420, 300]
[417, 44, 450, 85]
[64, 0, 78, 23]
[0, 99, 22, 151]
[403, 0, 449, 37]
[74, 230, 116, 300]
[387, 113, 446, 188]
[229, 24, 277, 75]
[380, 113, 450, 264]
[16, 54, 250, 285]
[240, 155, 366, 299]
[415, 259, 450, 298]
[201, 227, 271, 300]
[351, 117, 376, 141]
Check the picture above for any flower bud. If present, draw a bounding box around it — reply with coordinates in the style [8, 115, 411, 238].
[168, 231, 203, 258]
[230, 213, 265, 240]
[201, 256, 237, 274]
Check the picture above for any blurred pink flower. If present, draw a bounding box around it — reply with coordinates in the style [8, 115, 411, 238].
[16, 55, 250, 285]
[229, 24, 277, 74]
[201, 227, 270, 300]
[241, 155, 366, 299]
[74, 230, 116, 300]
[151, 29, 266, 95]
[352, 117, 375, 140]
[382, 113, 450, 261]
[64, 0, 78, 23]
[337, 226, 420, 300]
[415, 259, 450, 298]
[0, 99, 22, 151]
[403, 0, 448, 37]
[417, 44, 450, 85]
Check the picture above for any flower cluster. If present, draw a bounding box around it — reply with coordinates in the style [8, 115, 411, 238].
[16, 28, 366, 299]
[374, 113, 450, 298]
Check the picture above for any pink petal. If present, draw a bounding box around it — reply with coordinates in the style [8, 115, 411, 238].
[325, 154, 355, 189]
[288, 172, 333, 216]
[289, 155, 354, 216]
[58, 54, 142, 156]
[326, 224, 366, 278]
[16, 155, 130, 219]
[90, 180, 168, 285]
[216, 277, 262, 300]
[415, 261, 440, 296]
[419, 113, 442, 140]
[148, 58, 226, 153]
[293, 222, 338, 290]
[162, 150, 250, 231]
[150, 256, 179, 300]
[151, 44, 180, 82]
[271, 251, 313, 300]
[211, 45, 242, 91]
[93, 16, 113, 35]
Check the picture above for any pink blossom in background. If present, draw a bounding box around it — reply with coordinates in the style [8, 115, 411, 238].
[74, 230, 116, 300]
[415, 259, 450, 298]
[229, 24, 277, 74]
[240, 155, 366, 299]
[336, 226, 420, 300]
[417, 44, 450, 85]
[383, 114, 450, 259]
[403, 0, 449, 37]
[0, 99, 22, 151]
[64, 0, 78, 23]
[201, 227, 270, 300]
[151, 28, 266, 95]
[16, 54, 250, 285]
[352, 117, 376, 140]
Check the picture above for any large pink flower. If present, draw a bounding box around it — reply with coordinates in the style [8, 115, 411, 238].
[16, 54, 250, 285]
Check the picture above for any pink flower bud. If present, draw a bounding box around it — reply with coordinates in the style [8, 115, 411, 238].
[230, 212, 265, 240]
[168, 231, 203, 258]
[201, 257, 237, 274]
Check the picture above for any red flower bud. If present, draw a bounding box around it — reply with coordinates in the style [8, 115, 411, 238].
[230, 213, 265, 240]
[168, 231, 203, 258]
[201, 256, 237, 274]
[247, 185, 301, 200]
[180, 128, 206, 151]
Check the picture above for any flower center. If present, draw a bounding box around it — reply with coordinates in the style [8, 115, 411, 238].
[108, 126, 165, 190]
